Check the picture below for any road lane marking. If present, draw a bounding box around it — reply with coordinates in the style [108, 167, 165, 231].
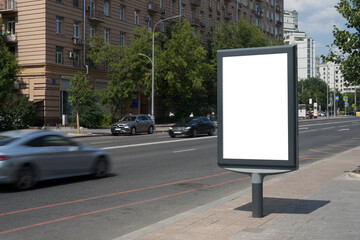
[321, 127, 335, 130]
[0, 176, 249, 235]
[298, 127, 309, 130]
[101, 136, 216, 150]
[173, 149, 196, 153]
[299, 130, 318, 133]
[338, 125, 350, 128]
[300, 120, 360, 127]
[0, 172, 229, 217]
[337, 129, 350, 132]
[90, 141, 111, 144]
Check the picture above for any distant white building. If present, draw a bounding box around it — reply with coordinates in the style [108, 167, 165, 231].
[318, 62, 358, 93]
[284, 32, 316, 80]
[284, 10, 298, 34]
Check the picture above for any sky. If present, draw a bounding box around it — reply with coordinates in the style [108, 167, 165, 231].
[284, 0, 347, 58]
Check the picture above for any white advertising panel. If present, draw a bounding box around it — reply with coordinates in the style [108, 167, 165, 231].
[222, 54, 288, 160]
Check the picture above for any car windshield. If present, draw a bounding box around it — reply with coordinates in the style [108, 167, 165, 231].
[179, 118, 198, 124]
[0, 136, 18, 146]
[119, 116, 136, 122]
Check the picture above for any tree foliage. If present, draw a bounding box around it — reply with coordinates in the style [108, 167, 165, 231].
[298, 78, 328, 109]
[68, 72, 95, 133]
[88, 28, 153, 121]
[211, 19, 270, 59]
[0, 38, 35, 131]
[156, 20, 212, 119]
[322, 0, 360, 86]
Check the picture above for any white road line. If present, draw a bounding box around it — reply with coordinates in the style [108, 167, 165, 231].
[298, 127, 309, 130]
[338, 129, 350, 132]
[101, 136, 217, 150]
[299, 130, 318, 133]
[173, 149, 196, 153]
[321, 127, 335, 130]
[90, 141, 111, 144]
[338, 125, 350, 128]
[300, 120, 360, 127]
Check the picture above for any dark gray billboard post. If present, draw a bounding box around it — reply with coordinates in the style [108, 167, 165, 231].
[217, 45, 298, 218]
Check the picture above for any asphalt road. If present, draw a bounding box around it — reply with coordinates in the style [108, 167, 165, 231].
[1, 117, 360, 240]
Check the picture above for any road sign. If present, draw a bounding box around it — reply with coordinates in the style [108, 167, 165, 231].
[309, 98, 312, 104]
[343, 96, 348, 102]
[336, 96, 339, 101]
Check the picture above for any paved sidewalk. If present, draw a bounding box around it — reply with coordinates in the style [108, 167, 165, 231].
[116, 146, 360, 240]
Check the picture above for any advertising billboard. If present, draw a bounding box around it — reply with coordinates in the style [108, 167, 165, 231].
[217, 45, 298, 171]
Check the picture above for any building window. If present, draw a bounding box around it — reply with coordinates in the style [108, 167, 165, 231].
[171, 0, 175, 13]
[104, 60, 109, 71]
[73, 49, 80, 67]
[135, 10, 140, 25]
[56, 0, 62, 3]
[104, 0, 109, 16]
[160, 21, 164, 32]
[209, 0, 211, 7]
[181, 4, 185, 16]
[160, 0, 164, 9]
[120, 32, 125, 46]
[89, 25, 95, 38]
[73, 0, 79, 8]
[148, 17, 152, 32]
[208, 15, 212, 26]
[104, 28, 110, 44]
[7, 17, 15, 33]
[73, 21, 80, 38]
[56, 16, 62, 34]
[56, 46, 63, 64]
[120, 5, 125, 20]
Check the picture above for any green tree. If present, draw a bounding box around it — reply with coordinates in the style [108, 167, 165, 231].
[322, 0, 360, 87]
[68, 72, 94, 133]
[211, 19, 270, 60]
[88, 28, 153, 121]
[0, 38, 35, 131]
[156, 20, 212, 119]
[298, 78, 329, 110]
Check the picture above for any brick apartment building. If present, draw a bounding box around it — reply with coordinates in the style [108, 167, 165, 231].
[0, 0, 283, 125]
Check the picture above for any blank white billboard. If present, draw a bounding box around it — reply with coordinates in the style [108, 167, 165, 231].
[222, 53, 288, 160]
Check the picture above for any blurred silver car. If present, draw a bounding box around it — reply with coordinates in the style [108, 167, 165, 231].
[111, 114, 155, 136]
[0, 129, 111, 190]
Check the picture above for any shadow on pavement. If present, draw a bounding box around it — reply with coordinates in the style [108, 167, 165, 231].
[235, 197, 330, 215]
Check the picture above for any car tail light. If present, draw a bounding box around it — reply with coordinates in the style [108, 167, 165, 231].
[0, 155, 10, 161]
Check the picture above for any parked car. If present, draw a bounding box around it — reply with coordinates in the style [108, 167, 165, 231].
[320, 111, 326, 117]
[168, 117, 215, 138]
[111, 114, 155, 136]
[0, 129, 111, 190]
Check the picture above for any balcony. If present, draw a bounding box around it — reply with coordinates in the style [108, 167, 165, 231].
[190, 18, 201, 27]
[89, 10, 104, 23]
[0, 0, 17, 14]
[1, 32, 17, 43]
[276, 6, 282, 13]
[190, 0, 201, 6]
[276, 20, 282, 26]
[224, 13, 232, 20]
[255, 11, 264, 17]
[148, 2, 160, 13]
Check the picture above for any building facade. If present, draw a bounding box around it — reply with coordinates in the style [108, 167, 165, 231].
[318, 62, 358, 94]
[283, 10, 298, 34]
[1, 0, 284, 125]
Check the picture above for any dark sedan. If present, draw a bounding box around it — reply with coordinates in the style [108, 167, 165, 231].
[168, 117, 215, 138]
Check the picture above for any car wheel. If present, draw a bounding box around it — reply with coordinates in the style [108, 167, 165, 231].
[192, 129, 198, 137]
[208, 128, 214, 136]
[148, 126, 154, 134]
[92, 158, 108, 178]
[14, 165, 37, 190]
[130, 127, 136, 136]
[112, 133, 118, 136]
[170, 134, 176, 138]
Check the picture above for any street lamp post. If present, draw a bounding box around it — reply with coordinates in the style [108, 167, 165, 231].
[149, 15, 181, 119]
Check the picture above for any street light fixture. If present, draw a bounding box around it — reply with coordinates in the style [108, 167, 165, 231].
[149, 15, 181, 120]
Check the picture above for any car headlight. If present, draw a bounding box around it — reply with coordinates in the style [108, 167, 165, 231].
[185, 127, 192, 130]
[124, 125, 130, 128]
[169, 127, 173, 130]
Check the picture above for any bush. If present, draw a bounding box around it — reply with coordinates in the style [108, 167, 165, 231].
[70, 102, 104, 128]
[0, 93, 35, 131]
[101, 113, 112, 126]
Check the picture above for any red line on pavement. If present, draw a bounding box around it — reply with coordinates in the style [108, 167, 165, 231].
[0, 176, 249, 235]
[0, 172, 232, 217]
